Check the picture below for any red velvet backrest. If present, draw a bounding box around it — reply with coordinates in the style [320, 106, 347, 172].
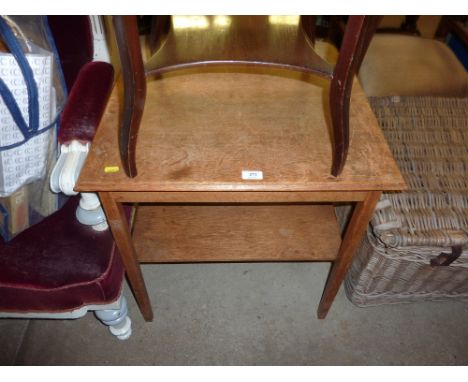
[47, 16, 94, 92]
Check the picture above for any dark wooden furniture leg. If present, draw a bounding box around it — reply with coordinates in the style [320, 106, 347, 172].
[99, 192, 154, 321]
[317, 191, 381, 318]
[301, 16, 317, 46]
[149, 15, 171, 55]
[113, 16, 146, 178]
[330, 16, 381, 176]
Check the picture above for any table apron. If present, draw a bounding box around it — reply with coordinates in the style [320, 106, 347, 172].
[109, 191, 370, 203]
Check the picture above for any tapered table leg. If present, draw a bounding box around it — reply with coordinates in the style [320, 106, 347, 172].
[99, 192, 154, 322]
[317, 190, 381, 318]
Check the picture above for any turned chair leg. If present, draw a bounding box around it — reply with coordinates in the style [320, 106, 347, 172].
[95, 296, 133, 340]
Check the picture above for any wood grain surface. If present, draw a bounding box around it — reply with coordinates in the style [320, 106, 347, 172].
[113, 16, 377, 178]
[110, 191, 369, 203]
[132, 204, 341, 263]
[77, 49, 405, 193]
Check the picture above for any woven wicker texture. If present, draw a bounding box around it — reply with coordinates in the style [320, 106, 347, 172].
[369, 96, 468, 249]
[346, 231, 468, 305]
[345, 96, 468, 305]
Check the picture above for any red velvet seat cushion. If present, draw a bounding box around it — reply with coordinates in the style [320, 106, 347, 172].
[0, 196, 124, 312]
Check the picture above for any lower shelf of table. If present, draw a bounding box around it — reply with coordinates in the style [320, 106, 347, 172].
[132, 204, 341, 263]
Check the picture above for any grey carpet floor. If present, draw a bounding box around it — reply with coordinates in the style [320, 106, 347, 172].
[1, 262, 467, 365]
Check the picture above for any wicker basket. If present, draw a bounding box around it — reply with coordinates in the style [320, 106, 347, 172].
[344, 96, 468, 306]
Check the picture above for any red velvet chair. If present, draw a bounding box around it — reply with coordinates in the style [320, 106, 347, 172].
[0, 16, 132, 340]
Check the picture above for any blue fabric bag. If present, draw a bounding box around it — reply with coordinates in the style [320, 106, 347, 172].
[0, 16, 67, 240]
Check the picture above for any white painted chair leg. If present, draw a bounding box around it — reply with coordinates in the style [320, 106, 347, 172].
[76, 192, 109, 231]
[50, 140, 108, 231]
[95, 296, 132, 340]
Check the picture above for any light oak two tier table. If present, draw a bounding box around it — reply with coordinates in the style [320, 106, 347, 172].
[76, 69, 406, 322]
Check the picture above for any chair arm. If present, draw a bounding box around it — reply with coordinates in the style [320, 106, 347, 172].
[50, 61, 114, 231]
[50, 140, 89, 195]
[59, 61, 114, 145]
[50, 61, 114, 195]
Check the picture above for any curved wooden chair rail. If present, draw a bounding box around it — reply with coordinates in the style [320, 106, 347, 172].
[112, 15, 381, 178]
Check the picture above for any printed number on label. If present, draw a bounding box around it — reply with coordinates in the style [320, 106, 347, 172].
[241, 170, 263, 180]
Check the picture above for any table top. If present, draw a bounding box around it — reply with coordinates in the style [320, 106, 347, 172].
[76, 44, 405, 194]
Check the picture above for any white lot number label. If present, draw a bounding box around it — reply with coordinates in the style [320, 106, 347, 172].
[241, 170, 263, 180]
